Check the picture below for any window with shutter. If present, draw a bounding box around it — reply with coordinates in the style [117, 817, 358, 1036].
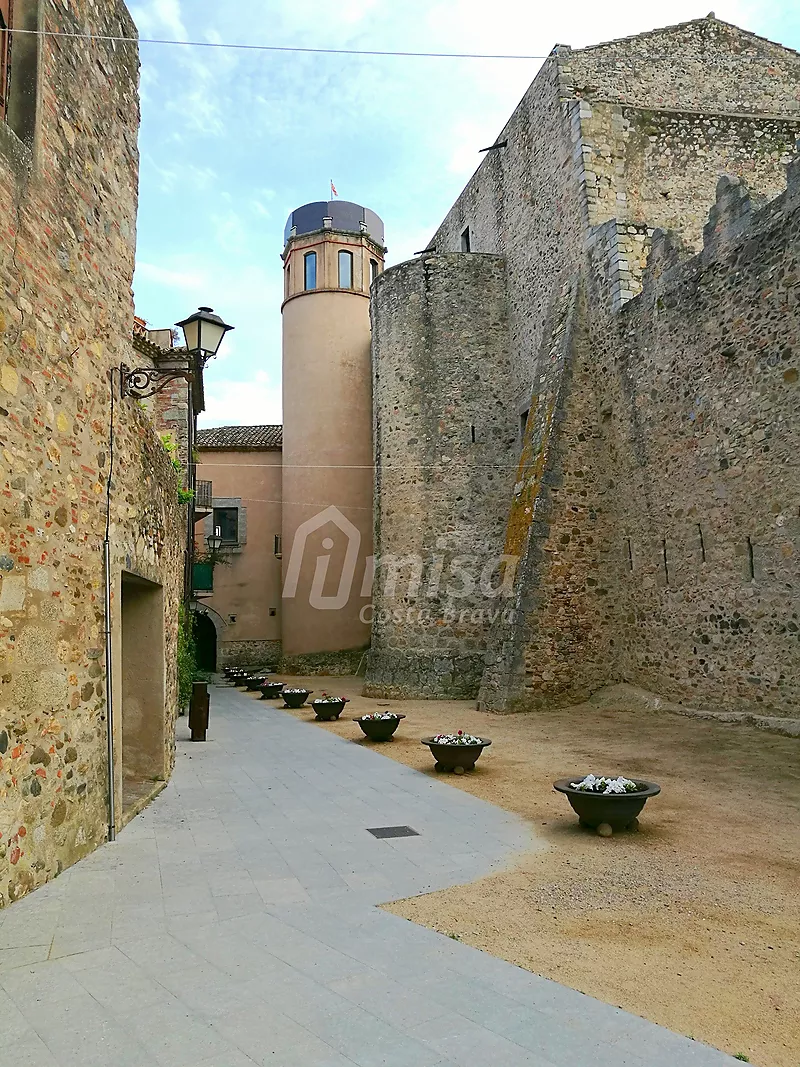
[0, 0, 12, 122]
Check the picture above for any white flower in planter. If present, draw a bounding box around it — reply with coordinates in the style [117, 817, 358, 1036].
[570, 774, 640, 794]
[432, 731, 484, 746]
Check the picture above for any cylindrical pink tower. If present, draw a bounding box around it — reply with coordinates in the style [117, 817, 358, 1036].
[280, 201, 385, 661]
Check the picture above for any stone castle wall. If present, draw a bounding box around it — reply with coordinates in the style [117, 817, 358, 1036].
[371, 18, 800, 722]
[0, 1, 185, 907]
[585, 167, 800, 717]
[366, 254, 517, 698]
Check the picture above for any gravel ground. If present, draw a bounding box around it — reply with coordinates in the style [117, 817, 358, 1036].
[256, 677, 800, 1067]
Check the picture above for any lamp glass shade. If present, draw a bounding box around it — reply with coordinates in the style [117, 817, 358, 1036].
[176, 307, 234, 357]
[198, 318, 227, 356]
[207, 534, 223, 553]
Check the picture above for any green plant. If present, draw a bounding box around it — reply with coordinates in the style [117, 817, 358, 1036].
[733, 1056, 750, 1062]
[160, 434, 193, 503]
[177, 605, 197, 708]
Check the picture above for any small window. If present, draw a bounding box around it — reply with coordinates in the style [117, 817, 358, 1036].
[213, 507, 239, 544]
[338, 250, 353, 288]
[520, 409, 529, 438]
[304, 251, 317, 290]
[370, 259, 379, 285]
[0, 0, 12, 122]
[460, 227, 471, 252]
[274, 534, 282, 558]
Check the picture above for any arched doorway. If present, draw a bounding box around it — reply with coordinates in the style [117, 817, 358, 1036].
[194, 611, 217, 672]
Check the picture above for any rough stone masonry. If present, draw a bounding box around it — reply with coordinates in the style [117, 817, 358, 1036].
[366, 16, 800, 724]
[0, 0, 185, 908]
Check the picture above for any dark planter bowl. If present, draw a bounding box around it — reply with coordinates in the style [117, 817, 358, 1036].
[421, 737, 491, 773]
[311, 698, 347, 720]
[259, 682, 285, 700]
[553, 778, 661, 831]
[283, 689, 313, 709]
[354, 714, 405, 741]
[246, 676, 268, 691]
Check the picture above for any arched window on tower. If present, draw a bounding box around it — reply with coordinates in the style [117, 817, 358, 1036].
[338, 250, 353, 289]
[304, 251, 316, 291]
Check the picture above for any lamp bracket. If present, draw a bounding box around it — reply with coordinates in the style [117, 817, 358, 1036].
[118, 364, 193, 399]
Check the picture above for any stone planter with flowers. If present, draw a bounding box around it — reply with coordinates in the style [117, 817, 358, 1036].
[354, 712, 405, 741]
[421, 731, 491, 773]
[310, 694, 349, 720]
[553, 774, 661, 835]
[282, 688, 313, 709]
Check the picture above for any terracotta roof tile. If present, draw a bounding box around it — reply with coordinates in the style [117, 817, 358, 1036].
[196, 424, 283, 450]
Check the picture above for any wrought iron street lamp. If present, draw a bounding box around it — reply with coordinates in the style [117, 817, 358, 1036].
[176, 306, 234, 359]
[207, 527, 223, 556]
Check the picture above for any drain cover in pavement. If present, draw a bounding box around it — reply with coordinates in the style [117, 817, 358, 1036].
[367, 825, 419, 839]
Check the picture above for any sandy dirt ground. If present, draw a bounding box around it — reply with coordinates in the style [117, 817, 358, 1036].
[242, 677, 800, 1067]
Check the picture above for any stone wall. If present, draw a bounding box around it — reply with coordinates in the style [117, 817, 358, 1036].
[366, 254, 517, 698]
[220, 639, 281, 669]
[428, 57, 588, 398]
[563, 17, 800, 115]
[0, 0, 186, 907]
[584, 166, 800, 717]
[371, 17, 800, 722]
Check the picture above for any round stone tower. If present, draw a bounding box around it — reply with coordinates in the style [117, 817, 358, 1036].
[280, 200, 385, 660]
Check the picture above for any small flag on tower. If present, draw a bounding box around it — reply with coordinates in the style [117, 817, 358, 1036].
[330, 180, 338, 198]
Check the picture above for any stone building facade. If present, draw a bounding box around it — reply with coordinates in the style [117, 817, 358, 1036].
[366, 16, 800, 724]
[0, 1, 189, 907]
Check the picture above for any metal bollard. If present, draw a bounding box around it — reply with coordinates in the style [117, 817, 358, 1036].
[189, 681, 210, 742]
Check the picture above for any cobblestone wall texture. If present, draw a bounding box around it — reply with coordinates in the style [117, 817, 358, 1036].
[220, 639, 281, 668]
[0, 1, 185, 907]
[585, 168, 800, 716]
[366, 254, 517, 698]
[371, 17, 800, 718]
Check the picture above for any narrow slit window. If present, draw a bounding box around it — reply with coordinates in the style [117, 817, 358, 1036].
[520, 410, 529, 438]
[470, 424, 476, 443]
[274, 534, 282, 557]
[304, 251, 317, 291]
[370, 258, 379, 285]
[460, 227, 471, 252]
[338, 250, 353, 289]
[626, 537, 633, 571]
[746, 537, 755, 580]
[662, 539, 670, 586]
[697, 524, 706, 563]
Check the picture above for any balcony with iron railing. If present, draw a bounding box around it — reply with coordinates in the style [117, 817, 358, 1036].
[195, 479, 213, 517]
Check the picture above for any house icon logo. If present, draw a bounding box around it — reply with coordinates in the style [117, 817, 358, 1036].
[282, 506, 362, 610]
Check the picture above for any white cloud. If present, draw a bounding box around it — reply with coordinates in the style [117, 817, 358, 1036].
[199, 370, 282, 428]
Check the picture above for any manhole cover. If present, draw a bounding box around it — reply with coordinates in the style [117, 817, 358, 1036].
[367, 825, 419, 839]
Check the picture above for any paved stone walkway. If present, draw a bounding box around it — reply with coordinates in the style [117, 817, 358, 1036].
[0, 685, 739, 1066]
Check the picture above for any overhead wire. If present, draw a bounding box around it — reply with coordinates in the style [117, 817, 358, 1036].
[7, 26, 790, 61]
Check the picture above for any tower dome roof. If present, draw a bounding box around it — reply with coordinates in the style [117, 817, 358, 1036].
[284, 201, 384, 245]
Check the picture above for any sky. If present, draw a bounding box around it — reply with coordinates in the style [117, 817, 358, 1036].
[128, 0, 800, 429]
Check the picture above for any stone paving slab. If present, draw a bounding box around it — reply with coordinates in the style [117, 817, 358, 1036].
[0, 685, 741, 1067]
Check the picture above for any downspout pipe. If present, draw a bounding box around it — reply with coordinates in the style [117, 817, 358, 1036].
[103, 537, 116, 841]
[104, 369, 117, 843]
